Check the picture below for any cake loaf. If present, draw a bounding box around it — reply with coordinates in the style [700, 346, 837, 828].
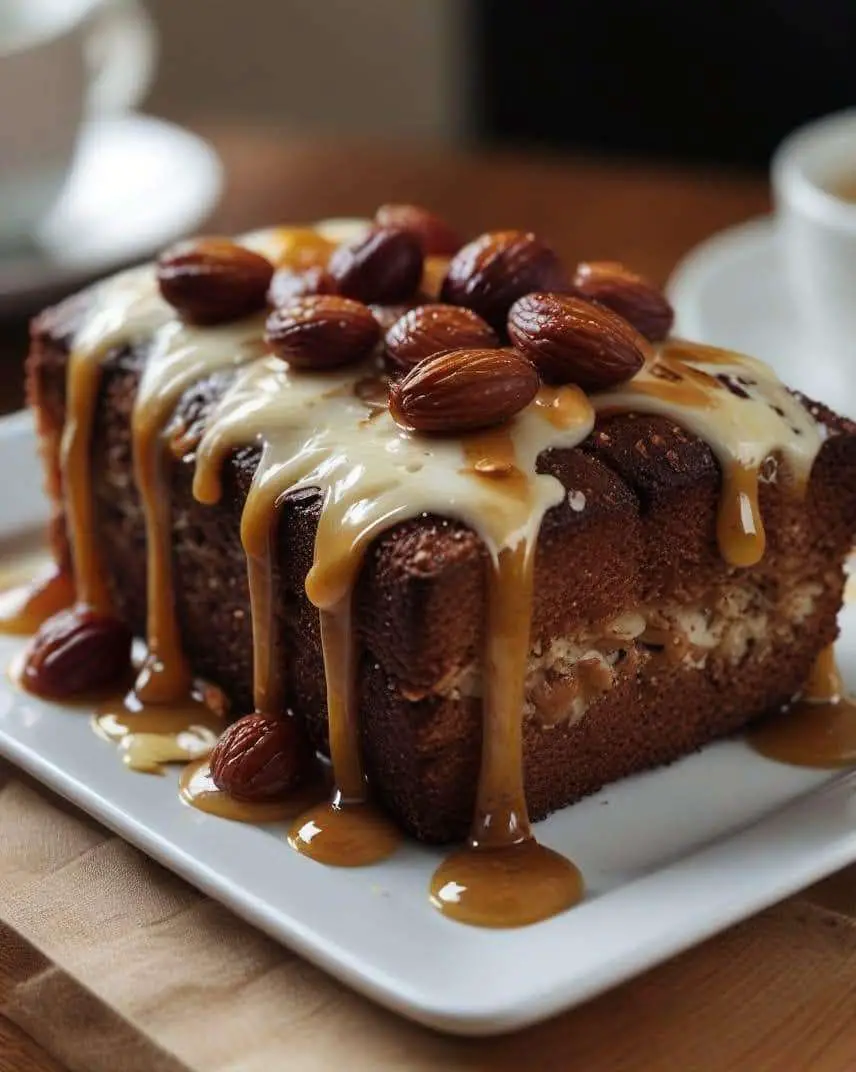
[25, 222, 856, 847]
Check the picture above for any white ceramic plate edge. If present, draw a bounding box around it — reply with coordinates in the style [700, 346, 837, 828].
[667, 216, 776, 341]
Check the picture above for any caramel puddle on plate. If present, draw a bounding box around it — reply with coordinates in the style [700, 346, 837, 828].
[749, 645, 856, 767]
[288, 792, 401, 868]
[430, 839, 584, 929]
[93, 689, 223, 774]
[180, 759, 326, 822]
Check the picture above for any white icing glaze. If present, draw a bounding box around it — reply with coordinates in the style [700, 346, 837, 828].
[596, 339, 821, 482]
[595, 339, 824, 566]
[192, 359, 595, 602]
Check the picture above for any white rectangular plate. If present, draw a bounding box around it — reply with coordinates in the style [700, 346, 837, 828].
[1, 409, 855, 1036]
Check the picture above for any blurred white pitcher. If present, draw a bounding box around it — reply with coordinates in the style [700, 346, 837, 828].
[772, 109, 856, 368]
[0, 0, 156, 248]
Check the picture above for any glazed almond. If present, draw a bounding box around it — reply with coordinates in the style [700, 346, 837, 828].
[385, 304, 499, 372]
[22, 607, 132, 699]
[265, 295, 380, 370]
[573, 261, 674, 342]
[507, 292, 648, 390]
[374, 203, 462, 256]
[329, 227, 424, 305]
[440, 230, 568, 329]
[388, 346, 539, 433]
[210, 713, 309, 801]
[157, 237, 274, 325]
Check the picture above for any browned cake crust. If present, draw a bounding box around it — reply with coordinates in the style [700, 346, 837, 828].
[26, 289, 856, 842]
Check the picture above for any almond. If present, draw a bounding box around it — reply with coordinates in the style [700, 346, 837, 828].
[573, 261, 674, 341]
[210, 712, 309, 801]
[268, 264, 337, 306]
[385, 304, 499, 372]
[265, 295, 380, 370]
[157, 237, 274, 325]
[374, 203, 462, 255]
[440, 230, 569, 330]
[388, 347, 539, 434]
[328, 227, 424, 304]
[507, 292, 648, 390]
[22, 606, 133, 699]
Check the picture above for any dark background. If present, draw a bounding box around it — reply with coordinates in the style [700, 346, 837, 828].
[472, 0, 856, 168]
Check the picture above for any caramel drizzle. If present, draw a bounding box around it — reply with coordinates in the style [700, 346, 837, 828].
[804, 644, 842, 702]
[134, 397, 192, 703]
[58, 269, 165, 613]
[748, 644, 856, 768]
[62, 342, 115, 613]
[595, 341, 822, 568]
[43, 226, 838, 926]
[473, 544, 535, 848]
[717, 463, 766, 568]
[54, 224, 366, 708]
[132, 320, 268, 704]
[317, 598, 363, 801]
[194, 358, 594, 878]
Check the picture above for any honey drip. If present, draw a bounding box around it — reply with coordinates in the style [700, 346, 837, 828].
[748, 645, 856, 767]
[429, 545, 583, 927]
[0, 564, 74, 635]
[180, 759, 325, 822]
[93, 689, 222, 773]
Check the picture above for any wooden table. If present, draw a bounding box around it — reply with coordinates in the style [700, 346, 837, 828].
[0, 127, 771, 1072]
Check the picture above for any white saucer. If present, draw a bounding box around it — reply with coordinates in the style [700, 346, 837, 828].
[667, 216, 855, 417]
[0, 114, 222, 316]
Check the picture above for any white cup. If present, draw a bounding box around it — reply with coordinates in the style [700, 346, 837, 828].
[0, 0, 156, 249]
[772, 109, 856, 367]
